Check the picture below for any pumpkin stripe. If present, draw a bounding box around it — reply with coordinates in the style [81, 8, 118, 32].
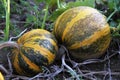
[54, 8, 70, 33]
[23, 36, 58, 54]
[62, 8, 99, 41]
[17, 53, 41, 76]
[23, 43, 55, 64]
[69, 24, 110, 49]
[70, 33, 111, 59]
[47, 39, 58, 52]
[54, 7, 91, 33]
[54, 8, 82, 40]
[20, 51, 41, 72]
[36, 38, 58, 54]
[61, 13, 107, 46]
[20, 36, 57, 49]
[21, 47, 48, 66]
[12, 49, 23, 74]
[18, 29, 52, 44]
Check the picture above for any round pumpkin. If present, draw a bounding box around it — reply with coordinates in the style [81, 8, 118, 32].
[53, 6, 111, 60]
[11, 29, 58, 76]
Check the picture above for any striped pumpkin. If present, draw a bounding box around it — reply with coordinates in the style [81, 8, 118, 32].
[11, 29, 58, 76]
[53, 6, 111, 60]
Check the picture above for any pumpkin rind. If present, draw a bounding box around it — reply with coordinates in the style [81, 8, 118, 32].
[53, 6, 111, 60]
[11, 29, 58, 76]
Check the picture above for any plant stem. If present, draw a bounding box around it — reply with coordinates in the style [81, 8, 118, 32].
[57, 0, 60, 8]
[4, 0, 10, 41]
[0, 65, 9, 74]
[41, 5, 49, 29]
[0, 41, 19, 50]
[62, 55, 80, 80]
[117, 23, 120, 30]
[107, 9, 117, 22]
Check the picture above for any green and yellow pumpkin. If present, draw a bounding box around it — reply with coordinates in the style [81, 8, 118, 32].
[0, 29, 58, 76]
[53, 6, 111, 60]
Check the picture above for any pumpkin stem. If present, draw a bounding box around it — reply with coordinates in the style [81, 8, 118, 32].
[0, 41, 19, 50]
[56, 45, 65, 60]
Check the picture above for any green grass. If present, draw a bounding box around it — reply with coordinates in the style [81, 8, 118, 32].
[3, 0, 10, 41]
[41, 4, 49, 29]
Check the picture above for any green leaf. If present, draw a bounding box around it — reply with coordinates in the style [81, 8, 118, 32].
[107, 0, 115, 11]
[109, 20, 117, 27]
[107, 0, 120, 11]
[67, 0, 95, 8]
[34, 0, 46, 3]
[117, 23, 120, 30]
[48, 7, 68, 21]
[26, 14, 36, 23]
[34, 0, 58, 5]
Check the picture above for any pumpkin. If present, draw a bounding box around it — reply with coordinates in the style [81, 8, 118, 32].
[10, 29, 58, 76]
[53, 6, 111, 60]
[0, 72, 4, 80]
